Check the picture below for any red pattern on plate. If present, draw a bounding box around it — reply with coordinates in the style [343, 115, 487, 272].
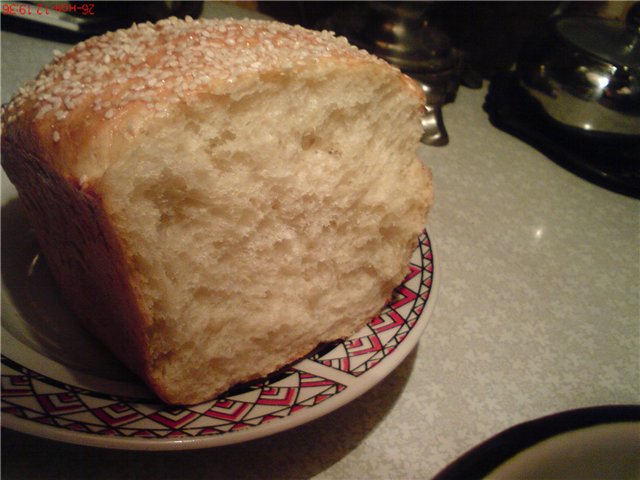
[314, 231, 433, 376]
[1, 230, 434, 443]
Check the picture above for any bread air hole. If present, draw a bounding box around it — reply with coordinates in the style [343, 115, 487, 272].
[192, 286, 216, 302]
[136, 171, 210, 230]
[207, 130, 236, 149]
[300, 132, 318, 151]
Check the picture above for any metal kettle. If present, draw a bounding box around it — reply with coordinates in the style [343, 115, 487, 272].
[517, 6, 640, 136]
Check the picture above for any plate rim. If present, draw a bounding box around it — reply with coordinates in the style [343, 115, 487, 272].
[1, 230, 439, 450]
[432, 404, 640, 480]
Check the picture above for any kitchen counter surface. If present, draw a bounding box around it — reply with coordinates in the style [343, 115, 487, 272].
[2, 5, 638, 479]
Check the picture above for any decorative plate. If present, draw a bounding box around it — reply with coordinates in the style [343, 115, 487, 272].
[1, 180, 438, 450]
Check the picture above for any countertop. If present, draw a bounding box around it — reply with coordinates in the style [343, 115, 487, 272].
[2, 5, 639, 480]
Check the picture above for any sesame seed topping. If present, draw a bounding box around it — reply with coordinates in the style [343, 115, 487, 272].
[2, 18, 393, 133]
[53, 131, 60, 142]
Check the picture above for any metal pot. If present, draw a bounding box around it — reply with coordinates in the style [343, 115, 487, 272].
[517, 12, 640, 136]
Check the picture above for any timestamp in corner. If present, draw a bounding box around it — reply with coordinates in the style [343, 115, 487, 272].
[1, 2, 96, 17]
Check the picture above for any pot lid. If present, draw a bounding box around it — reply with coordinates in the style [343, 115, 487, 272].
[556, 16, 639, 70]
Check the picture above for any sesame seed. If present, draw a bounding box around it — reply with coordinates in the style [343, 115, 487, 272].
[53, 131, 60, 142]
[35, 104, 52, 120]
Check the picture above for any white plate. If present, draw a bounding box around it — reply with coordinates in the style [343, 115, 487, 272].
[434, 405, 640, 479]
[1, 176, 439, 450]
[490, 420, 640, 479]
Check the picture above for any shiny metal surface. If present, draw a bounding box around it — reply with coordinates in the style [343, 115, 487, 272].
[421, 103, 448, 147]
[318, 2, 464, 146]
[518, 15, 640, 136]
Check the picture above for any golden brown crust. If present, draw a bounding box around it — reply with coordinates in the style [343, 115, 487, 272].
[1, 135, 154, 386]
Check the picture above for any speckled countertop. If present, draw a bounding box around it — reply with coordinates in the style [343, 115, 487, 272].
[2, 5, 639, 480]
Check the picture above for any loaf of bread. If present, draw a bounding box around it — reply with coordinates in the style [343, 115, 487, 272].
[1, 17, 432, 405]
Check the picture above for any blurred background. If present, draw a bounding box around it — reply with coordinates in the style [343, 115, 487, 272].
[2, 1, 634, 80]
[2, 1, 635, 78]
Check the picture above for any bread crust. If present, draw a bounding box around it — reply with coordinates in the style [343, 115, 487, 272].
[1, 137, 156, 389]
